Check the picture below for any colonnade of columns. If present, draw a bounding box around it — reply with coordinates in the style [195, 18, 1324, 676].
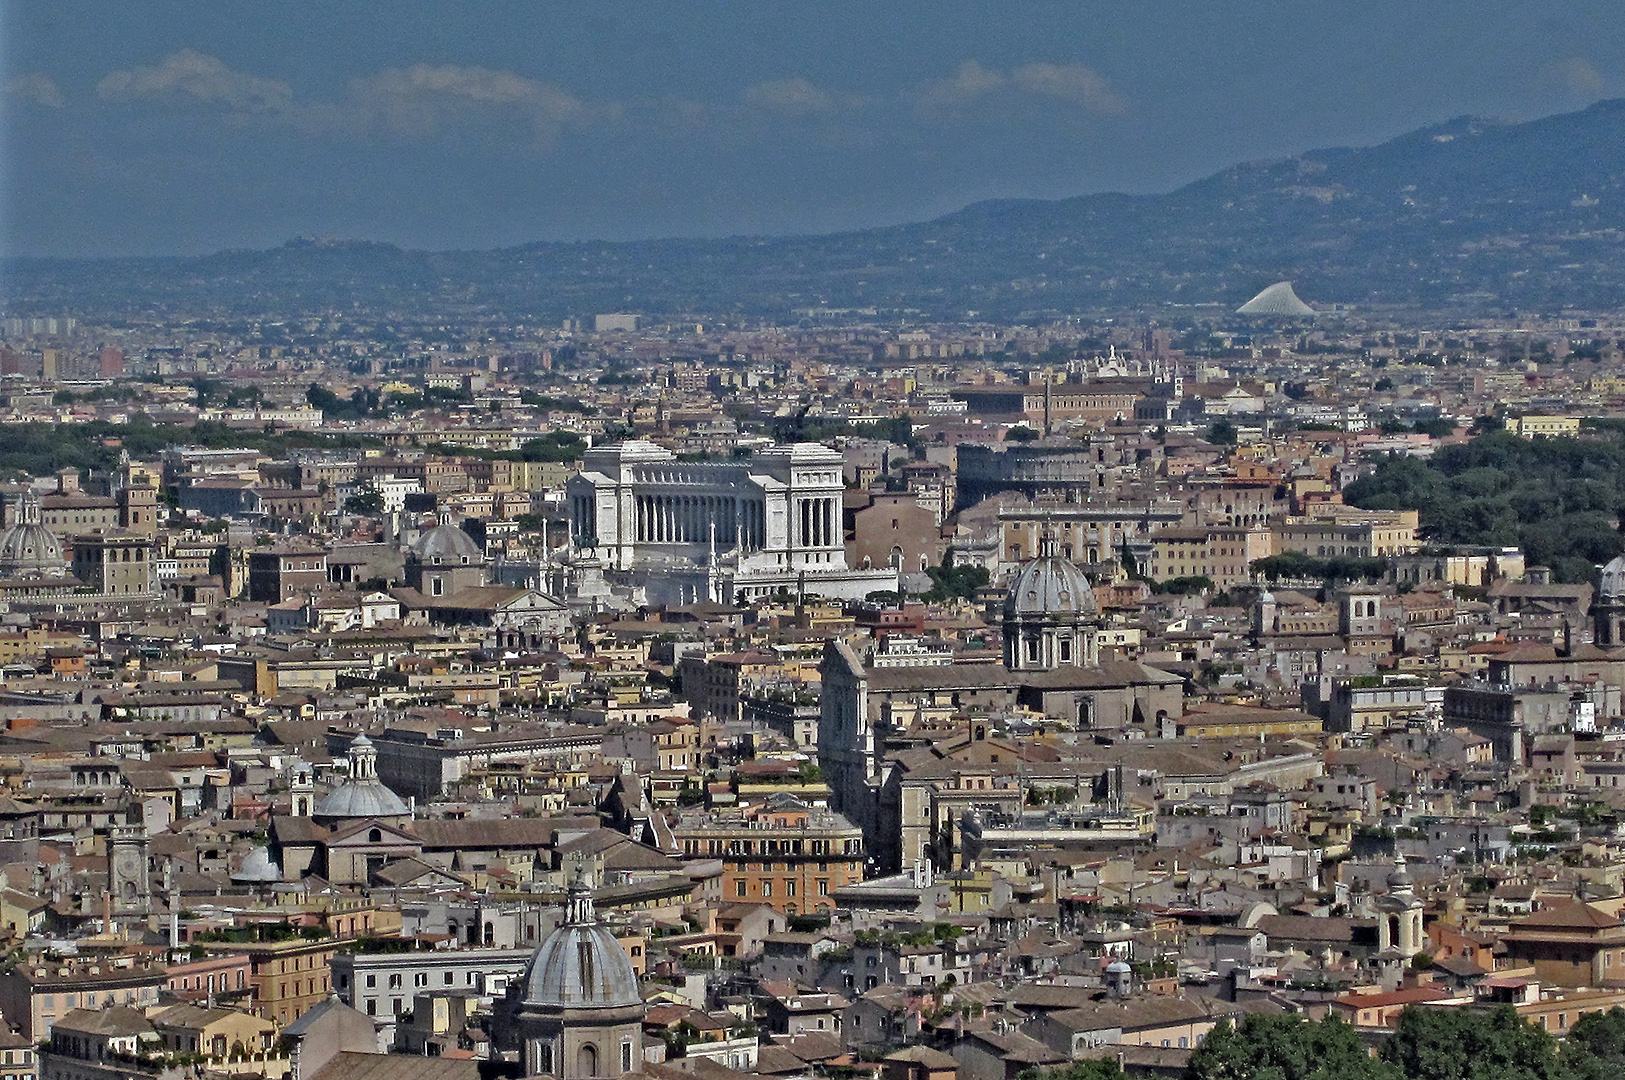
[797, 496, 837, 549]
[633, 493, 766, 549]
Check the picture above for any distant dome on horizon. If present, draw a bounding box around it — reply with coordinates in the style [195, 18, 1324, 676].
[1237, 281, 1317, 317]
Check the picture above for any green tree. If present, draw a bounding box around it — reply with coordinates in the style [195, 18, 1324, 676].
[922, 551, 990, 602]
[343, 484, 385, 516]
[1188, 1014, 1399, 1080]
[1022, 1060, 1124, 1080]
[1206, 418, 1239, 446]
[1379, 1004, 1563, 1080]
[1566, 1007, 1625, 1080]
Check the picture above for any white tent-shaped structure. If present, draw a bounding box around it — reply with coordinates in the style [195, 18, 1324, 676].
[1237, 281, 1316, 316]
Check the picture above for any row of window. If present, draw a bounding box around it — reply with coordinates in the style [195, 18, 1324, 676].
[735, 878, 831, 898]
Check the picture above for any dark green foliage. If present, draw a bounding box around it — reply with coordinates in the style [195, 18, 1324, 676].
[922, 554, 990, 601]
[1564, 1008, 1625, 1080]
[0, 419, 377, 481]
[1187, 1013, 1400, 1080]
[1251, 550, 1389, 582]
[1022, 1060, 1125, 1080]
[342, 485, 384, 515]
[1154, 575, 1214, 595]
[1345, 430, 1625, 582]
[1207, 419, 1239, 446]
[1380, 1004, 1563, 1080]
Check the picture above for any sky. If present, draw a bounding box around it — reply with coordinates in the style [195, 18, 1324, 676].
[3, 1, 1624, 259]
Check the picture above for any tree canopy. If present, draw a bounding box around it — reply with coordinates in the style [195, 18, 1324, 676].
[1188, 1014, 1399, 1080]
[1345, 429, 1625, 582]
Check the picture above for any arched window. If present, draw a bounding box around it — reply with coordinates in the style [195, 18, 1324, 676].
[577, 1043, 598, 1077]
[368, 828, 382, 843]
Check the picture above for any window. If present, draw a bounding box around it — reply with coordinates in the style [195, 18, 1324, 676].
[365, 975, 376, 989]
[736, 880, 748, 897]
[785, 880, 796, 897]
[762, 881, 772, 897]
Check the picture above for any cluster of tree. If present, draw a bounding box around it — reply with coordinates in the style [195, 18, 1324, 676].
[1153, 575, 1215, 595]
[427, 431, 589, 464]
[306, 382, 472, 419]
[1251, 550, 1390, 583]
[1028, 1005, 1625, 1080]
[922, 553, 991, 602]
[1345, 429, 1625, 582]
[0, 419, 377, 481]
[770, 410, 919, 449]
[517, 389, 595, 413]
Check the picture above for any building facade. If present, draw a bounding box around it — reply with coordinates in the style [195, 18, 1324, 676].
[567, 441, 897, 605]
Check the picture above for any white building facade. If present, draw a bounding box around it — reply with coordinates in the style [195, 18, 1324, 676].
[567, 441, 897, 605]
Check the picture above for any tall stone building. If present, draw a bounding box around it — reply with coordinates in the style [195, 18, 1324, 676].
[566, 440, 896, 606]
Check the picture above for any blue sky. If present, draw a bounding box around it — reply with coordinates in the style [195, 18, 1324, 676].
[3, 1, 1622, 257]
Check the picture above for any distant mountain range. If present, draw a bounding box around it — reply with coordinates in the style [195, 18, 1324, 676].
[8, 99, 1625, 323]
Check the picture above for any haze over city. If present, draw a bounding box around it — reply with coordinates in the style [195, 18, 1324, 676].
[7, 9, 1625, 1080]
[5, 1, 1625, 257]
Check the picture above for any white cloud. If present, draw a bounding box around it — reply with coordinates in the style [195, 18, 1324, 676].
[316, 63, 608, 146]
[746, 77, 838, 116]
[914, 59, 1005, 112]
[4, 72, 66, 109]
[913, 58, 1128, 119]
[1012, 62, 1127, 116]
[97, 49, 292, 112]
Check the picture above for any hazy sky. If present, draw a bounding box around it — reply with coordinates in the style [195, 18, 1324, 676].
[3, 1, 1623, 258]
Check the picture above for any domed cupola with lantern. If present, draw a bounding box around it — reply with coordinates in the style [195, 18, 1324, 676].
[497, 867, 646, 1078]
[1002, 529, 1102, 671]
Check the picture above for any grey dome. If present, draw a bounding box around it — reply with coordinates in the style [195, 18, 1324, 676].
[313, 781, 409, 820]
[413, 520, 483, 564]
[314, 735, 409, 820]
[520, 879, 641, 1010]
[0, 522, 63, 576]
[231, 845, 283, 883]
[1601, 555, 1625, 601]
[1004, 536, 1098, 621]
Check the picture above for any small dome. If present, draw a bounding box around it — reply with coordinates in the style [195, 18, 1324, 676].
[314, 734, 410, 820]
[231, 845, 283, 884]
[412, 520, 483, 564]
[520, 877, 641, 1010]
[1601, 555, 1625, 601]
[0, 522, 63, 577]
[1387, 854, 1413, 891]
[1003, 534, 1098, 622]
[313, 781, 409, 820]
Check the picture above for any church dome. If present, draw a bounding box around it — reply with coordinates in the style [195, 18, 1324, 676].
[313, 735, 410, 820]
[1600, 554, 1625, 601]
[1003, 533, 1098, 621]
[412, 519, 483, 564]
[520, 877, 641, 1010]
[0, 521, 63, 577]
[231, 845, 284, 884]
